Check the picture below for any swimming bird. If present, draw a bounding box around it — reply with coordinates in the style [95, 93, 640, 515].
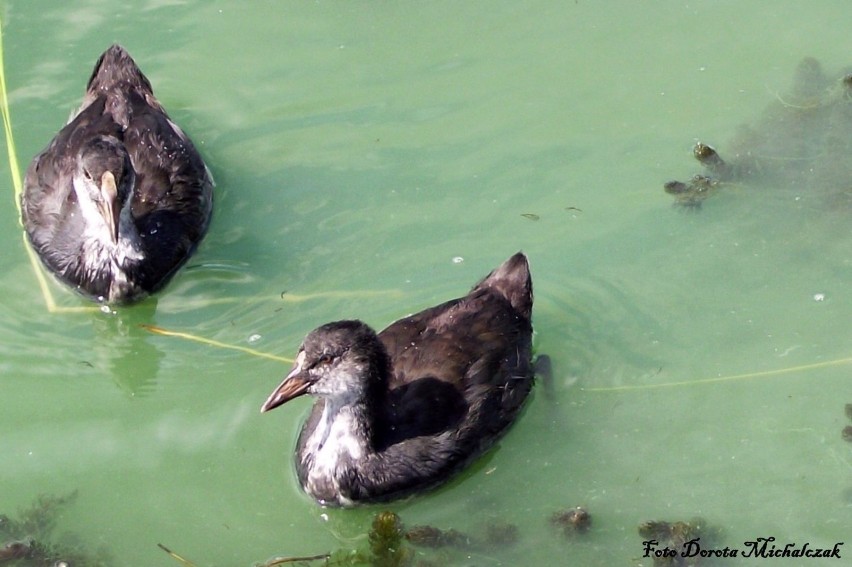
[261, 252, 535, 506]
[21, 45, 213, 304]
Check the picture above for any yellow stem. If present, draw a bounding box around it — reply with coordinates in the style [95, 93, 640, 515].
[157, 544, 200, 567]
[141, 324, 294, 364]
[0, 15, 23, 221]
[279, 289, 404, 302]
[583, 356, 852, 392]
[0, 15, 88, 313]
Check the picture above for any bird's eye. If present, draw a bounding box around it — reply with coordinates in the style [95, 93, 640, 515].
[316, 354, 333, 366]
[82, 169, 93, 181]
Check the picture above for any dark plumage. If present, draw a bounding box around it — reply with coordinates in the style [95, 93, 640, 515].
[261, 252, 535, 507]
[21, 45, 213, 303]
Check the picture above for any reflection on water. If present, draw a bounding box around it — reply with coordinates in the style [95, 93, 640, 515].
[90, 305, 163, 397]
[0, 1, 850, 565]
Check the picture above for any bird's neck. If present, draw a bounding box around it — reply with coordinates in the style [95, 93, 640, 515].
[299, 396, 377, 506]
[309, 393, 376, 457]
[78, 202, 143, 267]
[299, 356, 393, 505]
[74, 202, 145, 302]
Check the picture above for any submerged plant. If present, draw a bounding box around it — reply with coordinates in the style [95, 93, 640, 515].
[368, 512, 411, 567]
[0, 492, 77, 542]
[0, 492, 111, 566]
[404, 525, 470, 549]
[404, 517, 520, 553]
[183, 510, 521, 567]
[253, 511, 413, 567]
[549, 506, 592, 537]
[638, 517, 722, 567]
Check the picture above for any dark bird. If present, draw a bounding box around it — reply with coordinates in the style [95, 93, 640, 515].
[261, 252, 535, 506]
[21, 45, 213, 304]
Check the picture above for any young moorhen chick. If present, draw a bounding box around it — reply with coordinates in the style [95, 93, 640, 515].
[261, 252, 535, 506]
[21, 45, 213, 304]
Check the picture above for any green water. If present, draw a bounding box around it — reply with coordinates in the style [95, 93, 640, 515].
[1, 1, 850, 565]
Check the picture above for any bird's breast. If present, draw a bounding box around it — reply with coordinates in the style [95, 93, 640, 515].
[299, 408, 366, 505]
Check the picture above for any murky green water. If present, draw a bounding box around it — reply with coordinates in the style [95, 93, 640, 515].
[1, 1, 849, 565]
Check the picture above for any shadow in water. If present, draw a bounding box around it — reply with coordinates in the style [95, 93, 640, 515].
[88, 300, 163, 397]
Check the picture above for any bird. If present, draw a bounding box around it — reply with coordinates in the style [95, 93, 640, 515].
[21, 44, 213, 304]
[261, 252, 535, 507]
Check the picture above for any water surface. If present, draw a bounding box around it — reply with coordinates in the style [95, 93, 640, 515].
[0, 1, 849, 565]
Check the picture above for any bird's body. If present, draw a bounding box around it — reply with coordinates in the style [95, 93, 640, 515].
[262, 252, 535, 506]
[21, 45, 213, 303]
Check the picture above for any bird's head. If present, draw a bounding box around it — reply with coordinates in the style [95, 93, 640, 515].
[73, 136, 134, 245]
[261, 320, 387, 412]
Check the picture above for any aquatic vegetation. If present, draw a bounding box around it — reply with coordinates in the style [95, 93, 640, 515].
[0, 492, 111, 566]
[367, 512, 412, 567]
[251, 512, 411, 567]
[249, 512, 523, 567]
[663, 169, 722, 210]
[665, 57, 852, 209]
[404, 525, 472, 550]
[164, 511, 523, 566]
[482, 521, 519, 547]
[638, 517, 721, 567]
[163, 511, 419, 567]
[0, 492, 77, 541]
[404, 518, 519, 552]
[549, 506, 591, 537]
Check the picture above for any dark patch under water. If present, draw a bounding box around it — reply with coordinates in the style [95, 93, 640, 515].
[665, 57, 852, 209]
